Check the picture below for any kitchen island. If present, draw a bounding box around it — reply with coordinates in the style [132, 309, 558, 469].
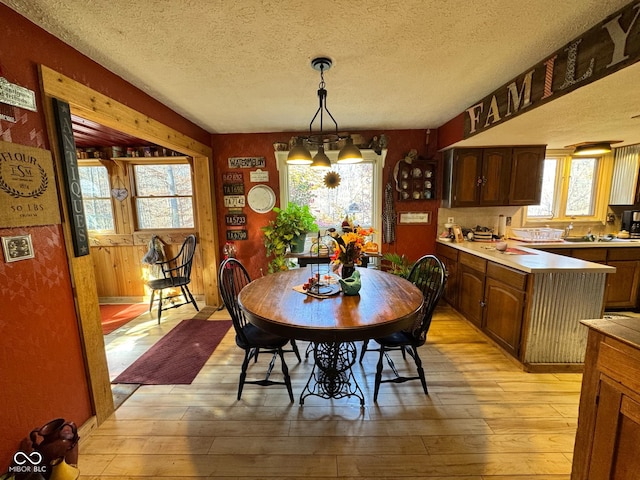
[436, 239, 615, 371]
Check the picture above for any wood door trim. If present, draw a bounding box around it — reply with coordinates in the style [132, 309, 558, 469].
[40, 65, 220, 424]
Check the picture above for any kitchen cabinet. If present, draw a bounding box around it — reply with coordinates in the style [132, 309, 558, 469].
[435, 242, 459, 307]
[508, 147, 545, 205]
[455, 253, 527, 355]
[458, 252, 486, 327]
[535, 246, 640, 310]
[443, 145, 545, 207]
[572, 318, 640, 479]
[482, 263, 527, 357]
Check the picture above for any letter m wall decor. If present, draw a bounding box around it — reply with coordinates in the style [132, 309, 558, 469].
[52, 98, 89, 257]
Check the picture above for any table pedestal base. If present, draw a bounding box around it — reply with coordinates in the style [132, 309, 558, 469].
[300, 341, 365, 406]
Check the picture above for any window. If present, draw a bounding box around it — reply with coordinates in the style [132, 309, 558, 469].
[277, 150, 385, 237]
[79, 165, 115, 231]
[133, 162, 195, 229]
[527, 151, 610, 222]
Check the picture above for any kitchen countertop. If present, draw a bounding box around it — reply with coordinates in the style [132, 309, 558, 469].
[437, 239, 616, 274]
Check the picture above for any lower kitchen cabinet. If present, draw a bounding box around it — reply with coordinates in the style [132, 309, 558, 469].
[572, 318, 640, 479]
[535, 246, 640, 310]
[458, 252, 486, 327]
[435, 242, 459, 307]
[483, 263, 527, 357]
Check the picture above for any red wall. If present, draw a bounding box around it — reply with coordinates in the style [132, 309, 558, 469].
[0, 5, 210, 469]
[212, 129, 440, 280]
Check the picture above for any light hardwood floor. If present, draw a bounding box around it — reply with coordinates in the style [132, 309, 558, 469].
[81, 303, 581, 479]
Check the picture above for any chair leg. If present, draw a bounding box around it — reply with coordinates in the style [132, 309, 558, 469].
[148, 290, 156, 313]
[290, 339, 302, 362]
[278, 347, 294, 403]
[238, 349, 251, 400]
[412, 346, 428, 395]
[373, 347, 385, 402]
[181, 284, 199, 312]
[157, 290, 163, 324]
[304, 342, 313, 359]
[359, 339, 369, 363]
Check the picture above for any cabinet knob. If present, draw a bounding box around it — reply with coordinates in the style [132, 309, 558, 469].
[480, 301, 486, 308]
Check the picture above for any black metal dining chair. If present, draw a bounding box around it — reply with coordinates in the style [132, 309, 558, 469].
[146, 234, 199, 324]
[218, 258, 298, 402]
[359, 254, 447, 401]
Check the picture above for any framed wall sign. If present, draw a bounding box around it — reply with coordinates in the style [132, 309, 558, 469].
[225, 213, 247, 226]
[398, 212, 431, 225]
[226, 229, 248, 241]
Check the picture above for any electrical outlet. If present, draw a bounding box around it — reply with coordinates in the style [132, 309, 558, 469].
[447, 217, 455, 224]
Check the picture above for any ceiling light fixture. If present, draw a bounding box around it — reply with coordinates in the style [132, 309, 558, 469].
[573, 142, 613, 156]
[287, 57, 363, 168]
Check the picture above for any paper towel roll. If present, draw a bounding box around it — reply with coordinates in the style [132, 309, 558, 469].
[498, 215, 506, 237]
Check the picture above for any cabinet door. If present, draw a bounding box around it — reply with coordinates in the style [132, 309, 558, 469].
[451, 149, 482, 207]
[483, 277, 525, 357]
[587, 378, 640, 479]
[442, 257, 458, 307]
[605, 260, 640, 309]
[480, 147, 511, 205]
[509, 146, 545, 205]
[458, 264, 485, 327]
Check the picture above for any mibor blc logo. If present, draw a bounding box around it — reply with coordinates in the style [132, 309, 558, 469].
[9, 450, 49, 475]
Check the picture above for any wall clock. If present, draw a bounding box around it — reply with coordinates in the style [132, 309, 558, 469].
[247, 184, 276, 213]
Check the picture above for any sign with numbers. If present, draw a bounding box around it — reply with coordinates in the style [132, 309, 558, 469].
[225, 214, 247, 226]
[223, 195, 245, 208]
[223, 183, 245, 195]
[222, 171, 243, 183]
[226, 229, 248, 241]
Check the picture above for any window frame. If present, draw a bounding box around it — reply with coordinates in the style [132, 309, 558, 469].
[78, 160, 116, 232]
[130, 157, 197, 231]
[525, 149, 612, 225]
[276, 149, 386, 243]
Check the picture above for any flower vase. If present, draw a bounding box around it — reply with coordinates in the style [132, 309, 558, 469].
[341, 263, 356, 279]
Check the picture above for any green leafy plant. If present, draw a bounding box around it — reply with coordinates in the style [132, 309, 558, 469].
[382, 252, 413, 278]
[262, 203, 318, 273]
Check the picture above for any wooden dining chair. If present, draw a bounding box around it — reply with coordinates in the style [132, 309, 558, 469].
[359, 254, 447, 401]
[218, 258, 297, 402]
[146, 234, 199, 324]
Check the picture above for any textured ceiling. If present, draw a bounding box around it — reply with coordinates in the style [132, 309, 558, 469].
[3, 0, 638, 149]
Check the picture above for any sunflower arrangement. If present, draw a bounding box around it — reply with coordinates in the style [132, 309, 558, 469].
[330, 226, 375, 266]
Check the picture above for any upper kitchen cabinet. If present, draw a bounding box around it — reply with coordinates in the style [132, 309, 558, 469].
[442, 145, 546, 208]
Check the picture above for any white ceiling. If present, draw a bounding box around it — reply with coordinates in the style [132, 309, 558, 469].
[3, 0, 638, 149]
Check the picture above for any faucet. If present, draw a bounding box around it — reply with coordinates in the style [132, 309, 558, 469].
[564, 222, 574, 238]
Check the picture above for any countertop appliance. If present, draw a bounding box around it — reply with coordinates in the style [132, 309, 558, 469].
[621, 210, 640, 238]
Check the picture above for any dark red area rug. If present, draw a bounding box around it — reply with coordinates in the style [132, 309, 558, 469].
[100, 303, 149, 335]
[112, 319, 232, 385]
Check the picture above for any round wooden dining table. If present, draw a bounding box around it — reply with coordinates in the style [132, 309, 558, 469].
[238, 267, 424, 405]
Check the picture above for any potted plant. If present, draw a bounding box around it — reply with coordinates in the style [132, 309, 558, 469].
[382, 252, 413, 278]
[262, 202, 318, 273]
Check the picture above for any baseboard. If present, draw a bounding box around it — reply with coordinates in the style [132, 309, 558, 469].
[77, 415, 98, 445]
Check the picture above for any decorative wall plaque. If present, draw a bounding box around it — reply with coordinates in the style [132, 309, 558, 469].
[226, 229, 248, 241]
[223, 183, 245, 195]
[225, 213, 247, 226]
[223, 195, 246, 208]
[222, 171, 243, 183]
[52, 98, 89, 257]
[0, 140, 61, 227]
[228, 156, 265, 168]
[250, 169, 269, 182]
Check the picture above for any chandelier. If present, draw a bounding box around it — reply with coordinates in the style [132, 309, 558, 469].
[287, 57, 363, 169]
